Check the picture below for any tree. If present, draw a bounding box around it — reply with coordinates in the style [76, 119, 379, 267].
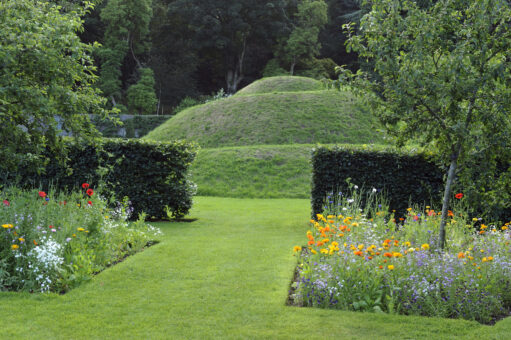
[0, 0, 109, 175]
[98, 0, 154, 107]
[168, 0, 290, 93]
[278, 0, 328, 75]
[127, 68, 158, 114]
[341, 0, 511, 248]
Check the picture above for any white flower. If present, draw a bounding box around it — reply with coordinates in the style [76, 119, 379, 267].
[347, 199, 354, 204]
[372, 188, 377, 193]
[354, 185, 359, 189]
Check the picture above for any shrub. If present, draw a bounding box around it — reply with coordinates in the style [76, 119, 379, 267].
[311, 145, 444, 218]
[0, 139, 198, 220]
[262, 59, 289, 77]
[0, 185, 162, 293]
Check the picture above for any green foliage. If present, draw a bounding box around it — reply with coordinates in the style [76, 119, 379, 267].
[341, 0, 511, 246]
[126, 68, 158, 115]
[167, 0, 292, 93]
[296, 57, 338, 79]
[0, 0, 109, 174]
[277, 0, 328, 74]
[98, 0, 153, 106]
[0, 139, 198, 220]
[145, 87, 385, 147]
[262, 59, 289, 77]
[311, 145, 444, 217]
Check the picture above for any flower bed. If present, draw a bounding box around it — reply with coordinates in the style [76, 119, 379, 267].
[0, 184, 161, 293]
[291, 188, 511, 324]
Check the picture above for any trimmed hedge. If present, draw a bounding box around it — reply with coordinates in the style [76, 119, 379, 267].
[311, 145, 445, 217]
[1, 139, 197, 219]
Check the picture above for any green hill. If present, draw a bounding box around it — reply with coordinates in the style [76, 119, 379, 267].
[144, 89, 384, 148]
[235, 76, 323, 95]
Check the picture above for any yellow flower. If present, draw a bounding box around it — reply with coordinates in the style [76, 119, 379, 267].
[472, 218, 479, 222]
[77, 227, 85, 232]
[480, 249, 485, 253]
[357, 244, 365, 250]
[421, 244, 430, 250]
[388, 265, 395, 270]
[393, 252, 403, 258]
[2, 224, 13, 229]
[293, 246, 301, 252]
[72, 234, 76, 237]
[320, 248, 329, 255]
[502, 226, 508, 231]
[85, 230, 89, 233]
[351, 222, 359, 227]
[482, 257, 487, 263]
[481, 224, 488, 230]
[404, 241, 411, 247]
[426, 206, 430, 209]
[488, 256, 494, 261]
[310, 249, 317, 255]
[407, 208, 413, 212]
[11, 244, 19, 250]
[105, 216, 109, 219]
[18, 238, 25, 242]
[331, 241, 339, 247]
[408, 248, 415, 253]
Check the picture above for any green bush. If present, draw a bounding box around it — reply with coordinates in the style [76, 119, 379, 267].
[1, 139, 198, 220]
[311, 145, 444, 217]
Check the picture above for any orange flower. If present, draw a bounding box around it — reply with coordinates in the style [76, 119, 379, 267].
[383, 252, 393, 258]
[307, 240, 314, 246]
[457, 252, 465, 259]
[353, 250, 364, 256]
[448, 210, 454, 217]
[368, 256, 373, 260]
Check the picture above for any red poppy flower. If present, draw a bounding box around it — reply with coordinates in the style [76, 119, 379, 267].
[455, 193, 464, 199]
[86, 189, 94, 196]
[3, 200, 9, 206]
[82, 183, 90, 189]
[38, 191, 46, 198]
[88, 200, 92, 206]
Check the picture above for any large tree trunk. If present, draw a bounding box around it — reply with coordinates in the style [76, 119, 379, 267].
[438, 145, 462, 249]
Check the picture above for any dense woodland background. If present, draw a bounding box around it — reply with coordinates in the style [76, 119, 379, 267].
[74, 0, 363, 114]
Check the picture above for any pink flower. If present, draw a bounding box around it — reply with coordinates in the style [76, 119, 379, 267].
[2, 200, 9, 206]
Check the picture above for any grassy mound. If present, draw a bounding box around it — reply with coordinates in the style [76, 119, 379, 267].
[191, 144, 314, 199]
[144, 90, 385, 148]
[235, 76, 323, 95]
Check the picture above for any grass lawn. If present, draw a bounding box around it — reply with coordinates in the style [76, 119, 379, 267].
[1, 197, 509, 339]
[192, 144, 314, 198]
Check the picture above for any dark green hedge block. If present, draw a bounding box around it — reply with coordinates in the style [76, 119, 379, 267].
[311, 145, 444, 217]
[2, 139, 197, 220]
